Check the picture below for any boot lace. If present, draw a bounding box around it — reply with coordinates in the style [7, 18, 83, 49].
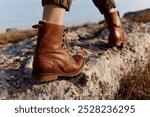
[62, 28, 72, 53]
[33, 24, 72, 53]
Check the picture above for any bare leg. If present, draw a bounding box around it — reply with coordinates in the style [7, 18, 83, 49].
[42, 4, 65, 25]
[109, 8, 117, 13]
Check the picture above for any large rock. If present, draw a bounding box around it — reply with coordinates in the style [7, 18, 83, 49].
[0, 21, 150, 100]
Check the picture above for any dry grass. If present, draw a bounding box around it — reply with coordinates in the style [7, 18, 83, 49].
[116, 62, 150, 100]
[0, 29, 37, 44]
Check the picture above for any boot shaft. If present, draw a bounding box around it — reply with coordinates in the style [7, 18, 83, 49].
[104, 11, 122, 28]
[103, 11, 127, 47]
[34, 21, 64, 53]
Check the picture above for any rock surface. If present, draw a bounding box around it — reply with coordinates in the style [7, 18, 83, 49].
[0, 10, 150, 100]
[124, 8, 150, 23]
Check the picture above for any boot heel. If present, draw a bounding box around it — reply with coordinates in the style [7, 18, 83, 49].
[32, 73, 58, 81]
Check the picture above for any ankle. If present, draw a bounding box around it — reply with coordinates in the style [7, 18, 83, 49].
[108, 8, 117, 13]
[42, 4, 65, 25]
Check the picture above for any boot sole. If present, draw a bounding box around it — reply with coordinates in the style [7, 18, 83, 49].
[107, 39, 127, 48]
[32, 63, 84, 81]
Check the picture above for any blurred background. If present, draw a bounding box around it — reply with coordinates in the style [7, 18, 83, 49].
[0, 0, 150, 31]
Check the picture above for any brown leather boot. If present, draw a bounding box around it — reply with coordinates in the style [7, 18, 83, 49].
[104, 11, 127, 47]
[32, 21, 84, 81]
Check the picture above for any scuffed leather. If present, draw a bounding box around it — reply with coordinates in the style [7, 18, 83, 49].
[32, 21, 84, 76]
[104, 12, 127, 47]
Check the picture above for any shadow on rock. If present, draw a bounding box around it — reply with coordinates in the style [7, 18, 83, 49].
[59, 73, 88, 87]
